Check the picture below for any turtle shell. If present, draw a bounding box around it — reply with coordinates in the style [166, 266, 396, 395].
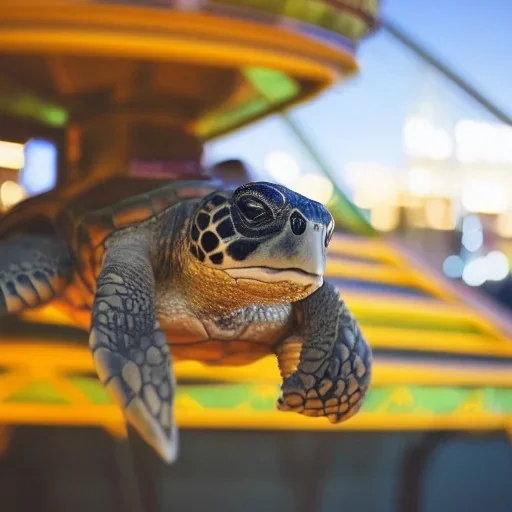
[0, 177, 222, 241]
[69, 179, 222, 249]
[0, 177, 223, 283]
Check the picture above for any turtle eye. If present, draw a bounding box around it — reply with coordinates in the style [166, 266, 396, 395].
[236, 195, 273, 225]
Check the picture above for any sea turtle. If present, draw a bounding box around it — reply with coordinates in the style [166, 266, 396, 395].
[0, 179, 372, 462]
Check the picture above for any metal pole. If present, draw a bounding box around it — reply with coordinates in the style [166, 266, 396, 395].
[279, 111, 376, 235]
[380, 18, 512, 127]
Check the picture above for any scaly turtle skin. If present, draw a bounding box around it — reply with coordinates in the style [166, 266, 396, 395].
[0, 180, 372, 462]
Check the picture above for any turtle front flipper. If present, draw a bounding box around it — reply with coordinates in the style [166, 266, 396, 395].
[277, 281, 372, 423]
[0, 234, 73, 314]
[89, 240, 177, 463]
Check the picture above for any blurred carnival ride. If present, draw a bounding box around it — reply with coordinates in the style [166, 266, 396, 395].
[1, 1, 512, 511]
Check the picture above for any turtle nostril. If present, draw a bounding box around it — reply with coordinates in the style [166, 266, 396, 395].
[290, 211, 307, 235]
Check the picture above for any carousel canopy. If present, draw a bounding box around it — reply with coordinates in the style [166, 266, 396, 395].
[0, 0, 378, 140]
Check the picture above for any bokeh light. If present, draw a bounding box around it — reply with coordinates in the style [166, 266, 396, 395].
[462, 214, 482, 232]
[461, 230, 483, 252]
[457, 251, 510, 286]
[496, 211, 512, 238]
[461, 214, 483, 252]
[461, 179, 509, 214]
[403, 117, 453, 160]
[0, 180, 26, 209]
[370, 203, 400, 232]
[462, 258, 487, 287]
[292, 173, 334, 204]
[263, 150, 301, 186]
[0, 140, 24, 170]
[20, 139, 57, 196]
[408, 167, 432, 196]
[425, 198, 455, 230]
[443, 255, 464, 278]
[486, 251, 510, 281]
[455, 120, 512, 163]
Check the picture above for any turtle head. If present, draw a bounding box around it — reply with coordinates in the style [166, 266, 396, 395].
[187, 182, 334, 302]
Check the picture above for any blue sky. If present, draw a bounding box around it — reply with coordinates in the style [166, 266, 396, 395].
[382, 0, 512, 117]
[208, 0, 512, 191]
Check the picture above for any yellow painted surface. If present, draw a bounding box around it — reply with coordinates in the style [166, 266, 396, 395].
[0, 403, 510, 435]
[1, 342, 512, 391]
[0, 3, 356, 78]
[3, 232, 512, 435]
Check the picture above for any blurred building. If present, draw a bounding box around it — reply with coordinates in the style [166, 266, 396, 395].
[344, 115, 512, 299]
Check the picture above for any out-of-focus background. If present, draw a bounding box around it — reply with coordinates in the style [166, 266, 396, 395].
[1, 1, 512, 511]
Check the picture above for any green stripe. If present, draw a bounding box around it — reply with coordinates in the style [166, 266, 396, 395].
[0, 76, 68, 127]
[211, 0, 378, 42]
[356, 314, 484, 335]
[8, 381, 68, 404]
[70, 377, 112, 405]
[7, 379, 512, 416]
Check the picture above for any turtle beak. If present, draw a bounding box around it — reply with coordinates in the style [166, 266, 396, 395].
[260, 220, 326, 286]
[283, 220, 327, 277]
[224, 219, 327, 292]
